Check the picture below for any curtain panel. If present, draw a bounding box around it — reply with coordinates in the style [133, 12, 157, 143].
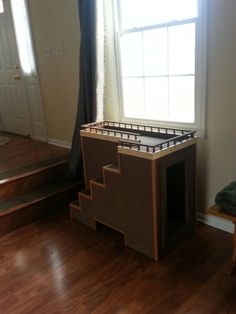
[68, 0, 104, 179]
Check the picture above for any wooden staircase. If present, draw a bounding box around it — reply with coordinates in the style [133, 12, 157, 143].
[70, 163, 121, 219]
[70, 153, 158, 260]
[0, 158, 82, 236]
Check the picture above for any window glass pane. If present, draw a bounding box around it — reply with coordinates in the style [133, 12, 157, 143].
[0, 0, 4, 13]
[120, 0, 198, 30]
[10, 0, 36, 76]
[169, 76, 195, 122]
[145, 77, 168, 120]
[123, 78, 144, 118]
[120, 32, 143, 77]
[143, 28, 168, 76]
[169, 23, 195, 75]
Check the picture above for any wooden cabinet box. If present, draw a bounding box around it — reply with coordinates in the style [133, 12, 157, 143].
[70, 121, 197, 260]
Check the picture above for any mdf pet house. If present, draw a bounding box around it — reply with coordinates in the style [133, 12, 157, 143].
[70, 121, 197, 260]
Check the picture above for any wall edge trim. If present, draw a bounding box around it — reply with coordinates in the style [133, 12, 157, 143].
[197, 212, 234, 234]
[48, 138, 72, 149]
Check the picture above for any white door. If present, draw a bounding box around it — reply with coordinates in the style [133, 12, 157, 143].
[0, 0, 47, 140]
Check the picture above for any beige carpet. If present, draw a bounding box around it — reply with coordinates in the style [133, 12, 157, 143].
[0, 136, 10, 146]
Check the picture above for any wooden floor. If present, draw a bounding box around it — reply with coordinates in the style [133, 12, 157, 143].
[0, 213, 235, 314]
[0, 132, 69, 178]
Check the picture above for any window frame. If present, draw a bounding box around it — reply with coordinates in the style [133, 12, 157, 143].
[114, 0, 207, 136]
[10, 0, 36, 76]
[0, 0, 4, 13]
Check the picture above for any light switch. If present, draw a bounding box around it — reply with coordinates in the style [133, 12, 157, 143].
[55, 43, 64, 57]
[43, 47, 51, 58]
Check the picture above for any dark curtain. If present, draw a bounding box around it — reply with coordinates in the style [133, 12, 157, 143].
[68, 0, 97, 179]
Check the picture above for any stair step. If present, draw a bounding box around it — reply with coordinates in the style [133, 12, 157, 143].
[0, 178, 82, 215]
[0, 160, 68, 202]
[0, 178, 83, 236]
[70, 200, 80, 211]
[93, 177, 104, 184]
[69, 200, 81, 221]
[103, 164, 119, 173]
[90, 177, 104, 187]
[79, 189, 92, 199]
[0, 154, 69, 181]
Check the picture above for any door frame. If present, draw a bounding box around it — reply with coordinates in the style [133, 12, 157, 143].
[0, 0, 48, 141]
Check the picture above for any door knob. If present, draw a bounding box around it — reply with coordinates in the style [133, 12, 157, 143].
[14, 75, 21, 80]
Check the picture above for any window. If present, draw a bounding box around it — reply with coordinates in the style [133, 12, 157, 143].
[10, 0, 36, 76]
[0, 0, 4, 13]
[115, 0, 207, 132]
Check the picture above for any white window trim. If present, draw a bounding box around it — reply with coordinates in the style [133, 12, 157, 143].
[0, 0, 4, 14]
[113, 0, 207, 137]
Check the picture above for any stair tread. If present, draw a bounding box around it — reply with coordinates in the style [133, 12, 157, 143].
[80, 189, 91, 196]
[104, 164, 119, 171]
[91, 177, 104, 184]
[0, 198, 23, 212]
[0, 154, 69, 183]
[0, 178, 82, 214]
[70, 200, 80, 209]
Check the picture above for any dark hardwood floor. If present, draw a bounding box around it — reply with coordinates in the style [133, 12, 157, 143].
[0, 213, 235, 314]
[0, 132, 69, 178]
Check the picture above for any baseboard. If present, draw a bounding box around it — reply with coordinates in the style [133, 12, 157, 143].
[197, 212, 234, 234]
[48, 138, 72, 149]
[32, 136, 48, 143]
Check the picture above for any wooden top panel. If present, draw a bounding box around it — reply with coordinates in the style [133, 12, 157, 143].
[81, 130, 197, 160]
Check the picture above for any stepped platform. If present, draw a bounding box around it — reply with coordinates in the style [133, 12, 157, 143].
[0, 132, 83, 236]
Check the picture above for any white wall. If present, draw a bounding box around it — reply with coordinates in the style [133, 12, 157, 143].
[28, 0, 80, 143]
[199, 0, 236, 211]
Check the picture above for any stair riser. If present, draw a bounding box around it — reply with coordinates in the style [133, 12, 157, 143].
[0, 185, 79, 237]
[0, 163, 67, 202]
[70, 201, 95, 229]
